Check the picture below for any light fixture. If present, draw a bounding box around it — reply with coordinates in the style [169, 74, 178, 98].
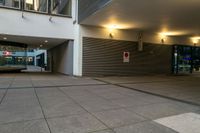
[108, 25, 118, 38]
[49, 16, 53, 22]
[193, 39, 199, 46]
[109, 33, 115, 38]
[44, 40, 48, 43]
[191, 36, 200, 46]
[40, 44, 43, 48]
[3, 37, 7, 40]
[159, 33, 167, 44]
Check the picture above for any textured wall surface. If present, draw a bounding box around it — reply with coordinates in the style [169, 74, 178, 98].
[48, 41, 74, 75]
[83, 37, 172, 76]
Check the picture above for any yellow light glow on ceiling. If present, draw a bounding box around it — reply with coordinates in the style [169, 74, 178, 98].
[103, 22, 134, 30]
[191, 36, 200, 40]
[191, 36, 200, 44]
[159, 31, 187, 36]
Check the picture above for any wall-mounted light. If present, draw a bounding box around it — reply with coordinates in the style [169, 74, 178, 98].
[22, 12, 24, 18]
[109, 33, 115, 38]
[191, 37, 200, 46]
[193, 39, 199, 46]
[108, 25, 118, 38]
[44, 40, 48, 43]
[49, 16, 53, 22]
[3, 37, 7, 40]
[160, 33, 167, 44]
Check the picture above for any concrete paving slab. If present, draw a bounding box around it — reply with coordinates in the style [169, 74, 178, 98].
[114, 121, 177, 133]
[93, 130, 115, 133]
[0, 80, 11, 88]
[5, 88, 36, 99]
[0, 104, 43, 124]
[96, 76, 176, 84]
[61, 87, 108, 103]
[126, 102, 194, 120]
[78, 98, 121, 112]
[10, 83, 33, 88]
[2, 96, 39, 107]
[155, 113, 200, 133]
[111, 97, 151, 108]
[0, 89, 6, 101]
[93, 108, 147, 128]
[32, 81, 55, 87]
[43, 103, 87, 118]
[35, 87, 68, 98]
[119, 77, 200, 105]
[83, 85, 129, 100]
[0, 119, 50, 133]
[39, 96, 87, 118]
[57, 77, 106, 86]
[1, 88, 39, 106]
[47, 113, 107, 133]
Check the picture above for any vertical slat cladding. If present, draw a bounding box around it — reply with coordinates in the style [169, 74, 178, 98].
[83, 37, 172, 76]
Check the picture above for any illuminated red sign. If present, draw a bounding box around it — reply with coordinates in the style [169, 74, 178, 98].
[3, 51, 12, 56]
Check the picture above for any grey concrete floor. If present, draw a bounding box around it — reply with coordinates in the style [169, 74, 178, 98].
[0, 73, 200, 133]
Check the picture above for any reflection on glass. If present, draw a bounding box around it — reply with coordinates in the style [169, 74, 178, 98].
[193, 47, 200, 72]
[51, 0, 71, 15]
[24, 0, 48, 12]
[173, 45, 192, 74]
[0, 44, 27, 70]
[0, 0, 20, 8]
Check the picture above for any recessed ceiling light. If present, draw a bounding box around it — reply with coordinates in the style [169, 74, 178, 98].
[3, 37, 7, 40]
[44, 40, 48, 43]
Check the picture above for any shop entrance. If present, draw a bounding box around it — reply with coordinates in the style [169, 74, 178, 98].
[172, 45, 200, 74]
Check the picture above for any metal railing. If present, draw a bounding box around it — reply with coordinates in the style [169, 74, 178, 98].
[0, 0, 72, 16]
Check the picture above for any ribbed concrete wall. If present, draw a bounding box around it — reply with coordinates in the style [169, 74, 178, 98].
[83, 37, 172, 76]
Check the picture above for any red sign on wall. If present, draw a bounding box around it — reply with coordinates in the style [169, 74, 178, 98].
[3, 51, 12, 56]
[123, 52, 130, 63]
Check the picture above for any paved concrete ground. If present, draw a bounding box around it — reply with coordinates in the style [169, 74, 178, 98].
[0, 73, 200, 133]
[96, 74, 200, 105]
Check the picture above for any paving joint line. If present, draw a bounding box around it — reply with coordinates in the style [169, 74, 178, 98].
[0, 77, 15, 105]
[31, 81, 52, 133]
[1, 83, 108, 90]
[57, 87, 117, 133]
[93, 78, 200, 107]
[0, 118, 45, 126]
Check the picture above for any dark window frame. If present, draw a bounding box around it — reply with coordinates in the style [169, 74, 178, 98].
[0, 0, 72, 18]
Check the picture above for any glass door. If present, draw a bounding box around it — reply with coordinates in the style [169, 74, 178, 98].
[192, 47, 200, 72]
[172, 45, 193, 74]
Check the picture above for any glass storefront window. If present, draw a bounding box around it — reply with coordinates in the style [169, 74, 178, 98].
[172, 45, 193, 74]
[50, 0, 71, 16]
[0, 0, 20, 9]
[0, 43, 27, 71]
[193, 47, 200, 72]
[24, 0, 48, 13]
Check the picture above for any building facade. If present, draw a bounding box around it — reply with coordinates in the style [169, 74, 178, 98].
[0, 0, 199, 76]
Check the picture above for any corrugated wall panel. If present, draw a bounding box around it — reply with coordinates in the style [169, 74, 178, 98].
[83, 37, 172, 76]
